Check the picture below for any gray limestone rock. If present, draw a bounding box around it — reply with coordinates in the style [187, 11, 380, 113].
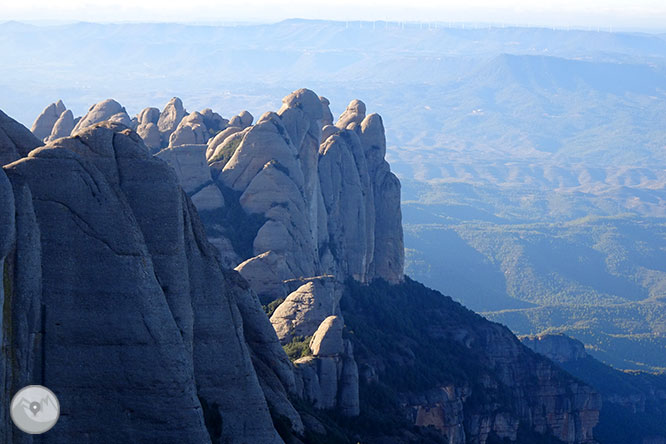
[320, 96, 334, 126]
[47, 109, 75, 142]
[235, 251, 291, 302]
[157, 97, 187, 143]
[136, 121, 161, 152]
[336, 99, 366, 129]
[31, 100, 66, 141]
[359, 113, 404, 284]
[321, 124, 337, 142]
[270, 278, 340, 343]
[338, 340, 360, 416]
[318, 131, 373, 282]
[200, 108, 228, 134]
[156, 144, 213, 195]
[309, 315, 344, 357]
[220, 112, 302, 192]
[207, 126, 243, 163]
[169, 111, 209, 147]
[2, 120, 284, 443]
[1, 109, 42, 166]
[315, 356, 339, 409]
[522, 334, 589, 363]
[191, 183, 225, 211]
[229, 110, 253, 129]
[137, 107, 160, 126]
[72, 99, 130, 133]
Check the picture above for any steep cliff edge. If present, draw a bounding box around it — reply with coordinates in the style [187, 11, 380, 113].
[524, 334, 666, 444]
[336, 279, 600, 444]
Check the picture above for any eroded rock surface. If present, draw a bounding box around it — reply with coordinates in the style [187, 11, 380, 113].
[1, 120, 286, 443]
[31, 100, 66, 141]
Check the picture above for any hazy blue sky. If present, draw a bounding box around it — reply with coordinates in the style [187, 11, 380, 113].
[2, 0, 666, 30]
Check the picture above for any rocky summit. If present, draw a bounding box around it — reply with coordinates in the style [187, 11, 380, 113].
[0, 89, 603, 443]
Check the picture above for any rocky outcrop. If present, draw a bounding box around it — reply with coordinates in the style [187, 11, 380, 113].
[157, 97, 187, 144]
[522, 333, 588, 363]
[47, 109, 75, 142]
[270, 277, 340, 343]
[169, 112, 209, 147]
[524, 333, 666, 444]
[293, 317, 360, 416]
[342, 278, 601, 444]
[1, 109, 43, 166]
[228, 110, 253, 129]
[1, 119, 288, 443]
[31, 100, 66, 141]
[72, 98, 131, 133]
[135, 107, 162, 152]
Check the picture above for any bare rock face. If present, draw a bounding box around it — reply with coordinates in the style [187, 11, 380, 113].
[207, 126, 243, 162]
[1, 120, 285, 443]
[522, 334, 588, 363]
[319, 130, 374, 282]
[72, 99, 131, 133]
[155, 143, 236, 268]
[309, 315, 344, 356]
[136, 121, 161, 152]
[360, 113, 404, 284]
[320, 96, 334, 126]
[1, 109, 43, 166]
[201, 108, 228, 134]
[169, 111, 209, 147]
[46, 109, 75, 142]
[292, 317, 360, 416]
[31, 100, 66, 141]
[157, 144, 214, 195]
[228, 110, 253, 129]
[157, 97, 187, 144]
[336, 99, 366, 129]
[137, 106, 160, 126]
[235, 251, 292, 301]
[270, 278, 340, 343]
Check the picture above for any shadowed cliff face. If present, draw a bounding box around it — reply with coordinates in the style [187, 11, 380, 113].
[524, 334, 666, 444]
[0, 119, 288, 443]
[340, 279, 601, 444]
